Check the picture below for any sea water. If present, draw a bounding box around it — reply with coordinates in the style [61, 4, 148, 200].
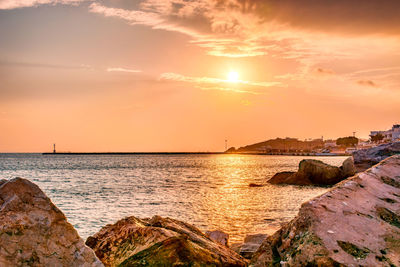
[0, 153, 347, 243]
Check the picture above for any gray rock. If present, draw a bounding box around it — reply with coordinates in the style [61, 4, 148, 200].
[251, 155, 400, 266]
[205, 230, 229, 247]
[353, 141, 400, 171]
[0, 177, 103, 267]
[230, 243, 243, 254]
[239, 234, 268, 259]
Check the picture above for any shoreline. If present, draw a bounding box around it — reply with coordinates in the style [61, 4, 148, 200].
[41, 152, 349, 156]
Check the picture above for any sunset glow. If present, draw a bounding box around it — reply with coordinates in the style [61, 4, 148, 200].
[227, 71, 239, 83]
[0, 0, 399, 152]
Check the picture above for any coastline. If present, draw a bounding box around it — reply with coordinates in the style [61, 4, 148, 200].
[41, 152, 349, 156]
[1, 154, 399, 266]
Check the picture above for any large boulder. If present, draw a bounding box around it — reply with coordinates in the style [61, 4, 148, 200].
[268, 158, 357, 186]
[296, 159, 343, 185]
[0, 177, 103, 267]
[251, 155, 400, 266]
[86, 215, 246, 267]
[353, 141, 400, 171]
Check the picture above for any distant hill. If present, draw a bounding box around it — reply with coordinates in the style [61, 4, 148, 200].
[233, 137, 324, 153]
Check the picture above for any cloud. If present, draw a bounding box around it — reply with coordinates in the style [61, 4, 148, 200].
[357, 80, 379, 87]
[315, 68, 335, 75]
[88, 1, 276, 57]
[88, 3, 202, 38]
[0, 0, 84, 9]
[87, 0, 400, 61]
[159, 72, 281, 94]
[0, 60, 92, 70]
[106, 67, 142, 73]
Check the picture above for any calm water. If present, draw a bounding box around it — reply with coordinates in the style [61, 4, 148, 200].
[0, 153, 347, 243]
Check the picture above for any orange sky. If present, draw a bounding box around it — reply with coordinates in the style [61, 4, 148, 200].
[0, 0, 400, 152]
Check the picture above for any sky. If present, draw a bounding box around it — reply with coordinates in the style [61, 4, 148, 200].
[0, 0, 400, 152]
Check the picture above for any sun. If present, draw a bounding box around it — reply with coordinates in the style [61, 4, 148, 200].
[227, 71, 239, 83]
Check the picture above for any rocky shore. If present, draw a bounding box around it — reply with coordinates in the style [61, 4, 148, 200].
[252, 155, 400, 266]
[1, 146, 399, 266]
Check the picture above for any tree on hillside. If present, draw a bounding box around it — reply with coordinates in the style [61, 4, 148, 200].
[336, 136, 359, 147]
[371, 133, 384, 143]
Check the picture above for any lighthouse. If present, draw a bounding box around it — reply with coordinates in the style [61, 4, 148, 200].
[53, 144, 56, 154]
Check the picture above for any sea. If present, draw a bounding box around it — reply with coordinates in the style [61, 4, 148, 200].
[0, 153, 347, 243]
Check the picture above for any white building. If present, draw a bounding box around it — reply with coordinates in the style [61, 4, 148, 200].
[370, 124, 400, 142]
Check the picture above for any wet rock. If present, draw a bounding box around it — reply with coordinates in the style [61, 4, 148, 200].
[249, 183, 264, 187]
[86, 215, 246, 267]
[251, 155, 400, 266]
[0, 177, 102, 267]
[205, 230, 229, 247]
[353, 141, 400, 171]
[267, 172, 297, 185]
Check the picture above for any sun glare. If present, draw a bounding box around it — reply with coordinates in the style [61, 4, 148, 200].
[227, 71, 239, 83]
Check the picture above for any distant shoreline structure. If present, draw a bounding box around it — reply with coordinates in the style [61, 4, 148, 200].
[42, 152, 349, 156]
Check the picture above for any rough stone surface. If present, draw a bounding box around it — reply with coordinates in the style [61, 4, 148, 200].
[0, 177, 103, 267]
[296, 159, 343, 185]
[353, 141, 400, 171]
[86, 215, 246, 267]
[251, 155, 400, 266]
[268, 158, 356, 186]
[205, 230, 229, 247]
[237, 234, 268, 259]
[340, 157, 357, 177]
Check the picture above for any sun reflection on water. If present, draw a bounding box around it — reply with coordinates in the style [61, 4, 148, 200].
[0, 153, 346, 243]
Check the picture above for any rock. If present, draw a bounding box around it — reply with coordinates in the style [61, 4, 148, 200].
[239, 234, 268, 259]
[268, 160, 343, 186]
[205, 230, 229, 247]
[249, 183, 264, 187]
[268, 172, 297, 185]
[251, 155, 400, 266]
[340, 156, 357, 177]
[230, 243, 243, 254]
[268, 158, 357, 186]
[86, 215, 246, 267]
[353, 141, 400, 171]
[0, 177, 103, 267]
[296, 159, 343, 185]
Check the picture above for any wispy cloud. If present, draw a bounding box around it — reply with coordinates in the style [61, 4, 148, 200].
[107, 67, 142, 73]
[0, 0, 84, 10]
[159, 72, 281, 94]
[314, 68, 335, 75]
[357, 80, 379, 88]
[0, 60, 92, 70]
